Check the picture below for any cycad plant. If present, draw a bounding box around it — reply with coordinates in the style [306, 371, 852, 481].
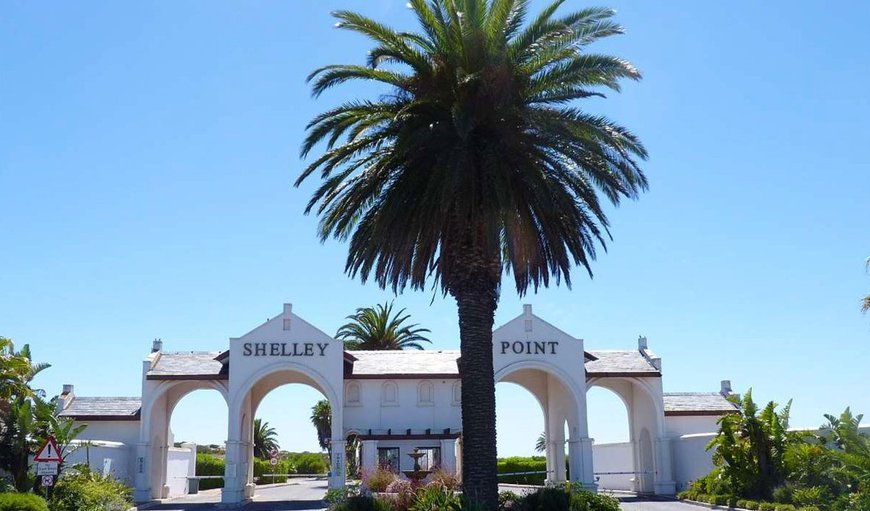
[336, 302, 431, 350]
[297, 1, 647, 505]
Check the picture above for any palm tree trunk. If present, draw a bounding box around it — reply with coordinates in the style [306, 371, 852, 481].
[455, 278, 499, 510]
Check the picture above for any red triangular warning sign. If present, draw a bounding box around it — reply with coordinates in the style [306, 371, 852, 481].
[34, 436, 62, 462]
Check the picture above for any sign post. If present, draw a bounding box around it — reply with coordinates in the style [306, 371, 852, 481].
[35, 435, 63, 499]
[269, 448, 279, 484]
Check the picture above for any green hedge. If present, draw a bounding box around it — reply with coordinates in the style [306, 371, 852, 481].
[286, 452, 328, 474]
[0, 493, 49, 511]
[196, 453, 226, 490]
[497, 456, 547, 485]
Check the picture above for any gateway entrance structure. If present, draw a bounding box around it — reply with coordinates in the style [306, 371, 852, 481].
[55, 304, 738, 505]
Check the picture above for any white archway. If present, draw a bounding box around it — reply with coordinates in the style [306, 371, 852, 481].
[221, 361, 344, 505]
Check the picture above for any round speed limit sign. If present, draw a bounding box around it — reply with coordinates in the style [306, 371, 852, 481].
[269, 457, 278, 466]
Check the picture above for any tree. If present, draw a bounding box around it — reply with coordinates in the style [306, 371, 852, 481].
[296, 1, 647, 506]
[863, 258, 870, 313]
[535, 432, 546, 453]
[336, 302, 431, 350]
[253, 418, 280, 459]
[706, 389, 796, 499]
[310, 400, 332, 456]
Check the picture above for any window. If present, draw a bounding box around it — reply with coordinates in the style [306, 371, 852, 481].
[415, 447, 441, 471]
[417, 381, 434, 406]
[377, 447, 400, 473]
[381, 381, 398, 406]
[345, 382, 360, 406]
[452, 381, 461, 406]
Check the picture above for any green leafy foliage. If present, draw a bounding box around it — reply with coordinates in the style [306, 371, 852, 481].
[50, 465, 132, 511]
[0, 492, 49, 511]
[706, 389, 796, 499]
[195, 453, 225, 490]
[496, 456, 547, 485]
[286, 451, 329, 474]
[337, 302, 431, 350]
[253, 418, 280, 459]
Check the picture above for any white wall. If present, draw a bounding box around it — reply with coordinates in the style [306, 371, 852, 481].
[671, 433, 716, 492]
[343, 379, 462, 433]
[164, 444, 196, 497]
[591, 442, 634, 491]
[665, 416, 721, 438]
[76, 420, 140, 447]
[63, 440, 133, 485]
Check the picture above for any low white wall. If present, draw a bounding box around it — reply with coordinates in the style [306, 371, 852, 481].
[591, 442, 633, 492]
[64, 440, 133, 485]
[165, 444, 196, 497]
[671, 433, 715, 492]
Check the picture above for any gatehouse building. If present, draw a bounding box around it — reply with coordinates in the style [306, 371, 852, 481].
[54, 303, 738, 505]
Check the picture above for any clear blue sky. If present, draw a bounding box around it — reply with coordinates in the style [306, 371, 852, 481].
[1, 1, 868, 456]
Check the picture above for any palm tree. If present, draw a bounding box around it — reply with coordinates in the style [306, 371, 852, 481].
[863, 258, 870, 313]
[296, 1, 647, 506]
[253, 418, 279, 459]
[310, 399, 332, 456]
[336, 302, 431, 350]
[535, 432, 546, 453]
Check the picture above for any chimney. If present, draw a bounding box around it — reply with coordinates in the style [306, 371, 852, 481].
[283, 303, 293, 330]
[523, 304, 533, 332]
[152, 338, 163, 353]
[56, 384, 75, 414]
[638, 335, 648, 350]
[720, 380, 733, 395]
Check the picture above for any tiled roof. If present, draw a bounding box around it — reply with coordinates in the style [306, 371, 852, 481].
[346, 350, 460, 378]
[663, 392, 738, 416]
[147, 351, 226, 380]
[58, 397, 141, 420]
[584, 350, 660, 376]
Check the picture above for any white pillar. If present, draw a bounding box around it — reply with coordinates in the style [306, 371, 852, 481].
[653, 437, 676, 495]
[222, 396, 251, 505]
[329, 439, 346, 488]
[568, 437, 596, 491]
[361, 440, 379, 474]
[132, 442, 150, 502]
[439, 438, 456, 473]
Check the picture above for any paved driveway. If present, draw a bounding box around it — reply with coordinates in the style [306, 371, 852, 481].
[137, 479, 704, 511]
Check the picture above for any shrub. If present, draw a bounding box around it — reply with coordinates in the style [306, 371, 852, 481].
[332, 496, 394, 511]
[196, 453, 225, 490]
[774, 505, 796, 511]
[253, 457, 296, 484]
[759, 504, 777, 511]
[0, 493, 49, 511]
[288, 452, 328, 474]
[772, 486, 793, 504]
[50, 465, 132, 511]
[497, 457, 547, 485]
[739, 500, 760, 510]
[426, 470, 460, 491]
[499, 491, 522, 510]
[409, 486, 461, 511]
[363, 468, 397, 493]
[568, 488, 620, 511]
[791, 487, 827, 507]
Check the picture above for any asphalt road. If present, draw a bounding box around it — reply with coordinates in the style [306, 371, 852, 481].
[137, 479, 704, 511]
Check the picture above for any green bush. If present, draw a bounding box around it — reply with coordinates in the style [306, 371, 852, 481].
[50, 465, 132, 511]
[332, 495, 394, 511]
[497, 456, 547, 485]
[287, 452, 328, 474]
[774, 505, 796, 511]
[759, 503, 777, 511]
[195, 453, 225, 490]
[0, 493, 49, 511]
[253, 457, 297, 485]
[409, 486, 461, 511]
[772, 486, 793, 504]
[739, 500, 760, 510]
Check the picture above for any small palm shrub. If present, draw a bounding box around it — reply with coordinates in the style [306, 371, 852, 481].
[791, 487, 827, 507]
[0, 493, 49, 511]
[409, 486, 461, 511]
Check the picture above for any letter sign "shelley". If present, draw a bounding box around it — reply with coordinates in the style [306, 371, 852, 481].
[500, 341, 559, 355]
[243, 342, 329, 357]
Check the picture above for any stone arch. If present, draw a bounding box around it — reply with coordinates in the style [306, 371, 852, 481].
[136, 379, 229, 501]
[221, 361, 344, 504]
[494, 360, 587, 485]
[586, 376, 669, 494]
